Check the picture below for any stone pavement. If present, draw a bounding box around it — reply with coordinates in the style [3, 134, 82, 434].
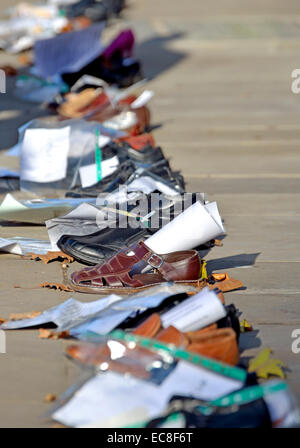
[0, 0, 300, 427]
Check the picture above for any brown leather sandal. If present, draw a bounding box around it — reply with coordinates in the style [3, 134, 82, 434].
[68, 240, 203, 294]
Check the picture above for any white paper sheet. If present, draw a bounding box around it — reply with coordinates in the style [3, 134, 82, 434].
[0, 193, 28, 215]
[0, 237, 52, 256]
[46, 202, 125, 250]
[49, 202, 100, 221]
[161, 287, 226, 331]
[53, 361, 243, 428]
[146, 200, 225, 253]
[20, 126, 70, 183]
[128, 176, 179, 196]
[0, 194, 96, 224]
[67, 289, 182, 336]
[5, 143, 21, 157]
[79, 156, 119, 188]
[98, 135, 111, 148]
[1, 296, 122, 330]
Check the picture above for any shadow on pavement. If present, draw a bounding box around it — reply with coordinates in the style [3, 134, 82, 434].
[239, 329, 261, 351]
[0, 75, 51, 151]
[207, 252, 260, 272]
[135, 32, 186, 80]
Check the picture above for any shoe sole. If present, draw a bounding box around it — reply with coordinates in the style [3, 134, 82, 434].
[67, 278, 204, 295]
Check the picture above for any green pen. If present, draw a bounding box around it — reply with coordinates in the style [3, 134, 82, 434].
[95, 129, 102, 182]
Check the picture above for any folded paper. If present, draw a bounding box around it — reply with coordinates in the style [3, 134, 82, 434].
[161, 287, 227, 332]
[146, 200, 225, 253]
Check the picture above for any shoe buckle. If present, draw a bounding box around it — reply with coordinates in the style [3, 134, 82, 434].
[147, 253, 164, 269]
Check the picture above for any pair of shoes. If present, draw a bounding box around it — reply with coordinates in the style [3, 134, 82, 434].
[132, 312, 239, 365]
[65, 159, 185, 198]
[59, 90, 150, 134]
[58, 193, 198, 264]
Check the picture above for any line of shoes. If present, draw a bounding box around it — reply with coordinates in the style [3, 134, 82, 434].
[42, 130, 298, 428]
[0, 0, 299, 429]
[0, 0, 127, 54]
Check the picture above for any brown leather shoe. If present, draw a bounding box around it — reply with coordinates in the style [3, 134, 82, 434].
[185, 322, 218, 339]
[58, 88, 101, 118]
[69, 241, 203, 294]
[133, 313, 161, 338]
[156, 326, 189, 347]
[132, 313, 218, 339]
[187, 328, 239, 365]
[132, 313, 239, 365]
[116, 133, 155, 150]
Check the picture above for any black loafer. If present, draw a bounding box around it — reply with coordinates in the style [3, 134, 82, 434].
[66, 159, 185, 198]
[65, 159, 136, 198]
[105, 141, 166, 167]
[62, 55, 143, 89]
[146, 394, 272, 428]
[58, 225, 154, 265]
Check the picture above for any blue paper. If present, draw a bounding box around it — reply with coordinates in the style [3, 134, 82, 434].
[34, 23, 105, 78]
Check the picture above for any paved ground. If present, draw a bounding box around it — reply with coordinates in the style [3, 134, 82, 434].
[0, 0, 300, 427]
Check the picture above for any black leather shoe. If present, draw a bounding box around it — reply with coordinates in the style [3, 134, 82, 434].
[217, 304, 240, 341]
[62, 55, 143, 89]
[66, 160, 136, 198]
[66, 159, 185, 198]
[105, 141, 166, 167]
[146, 394, 272, 428]
[58, 225, 155, 265]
